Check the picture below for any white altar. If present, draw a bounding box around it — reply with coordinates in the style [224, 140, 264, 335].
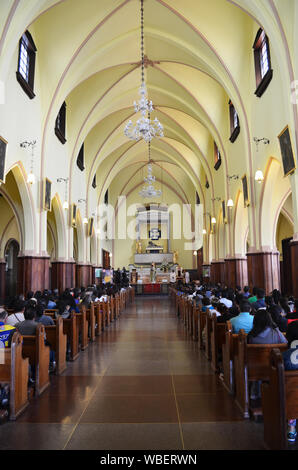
[134, 252, 173, 264]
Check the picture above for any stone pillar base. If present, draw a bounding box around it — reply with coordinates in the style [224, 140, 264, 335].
[17, 256, 50, 295]
[76, 264, 93, 288]
[246, 251, 280, 294]
[51, 261, 76, 293]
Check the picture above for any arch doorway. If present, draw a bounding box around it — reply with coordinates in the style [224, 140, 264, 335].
[5, 239, 20, 299]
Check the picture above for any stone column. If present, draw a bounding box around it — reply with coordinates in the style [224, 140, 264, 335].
[51, 260, 76, 293]
[17, 255, 50, 295]
[76, 263, 92, 288]
[211, 260, 225, 285]
[246, 250, 280, 294]
[290, 240, 298, 297]
[0, 260, 6, 304]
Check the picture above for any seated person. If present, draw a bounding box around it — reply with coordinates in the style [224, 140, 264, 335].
[216, 303, 234, 324]
[251, 288, 266, 312]
[6, 300, 26, 326]
[35, 303, 54, 326]
[201, 297, 215, 313]
[285, 299, 298, 325]
[248, 287, 258, 304]
[268, 304, 288, 333]
[282, 321, 298, 442]
[0, 309, 16, 348]
[247, 309, 287, 345]
[230, 300, 254, 334]
[15, 305, 38, 336]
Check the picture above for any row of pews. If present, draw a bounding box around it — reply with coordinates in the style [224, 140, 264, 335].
[170, 288, 298, 450]
[0, 287, 134, 421]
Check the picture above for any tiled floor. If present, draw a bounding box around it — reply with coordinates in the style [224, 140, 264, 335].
[0, 297, 267, 450]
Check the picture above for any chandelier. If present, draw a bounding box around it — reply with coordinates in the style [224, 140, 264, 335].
[124, 0, 163, 143]
[139, 141, 162, 198]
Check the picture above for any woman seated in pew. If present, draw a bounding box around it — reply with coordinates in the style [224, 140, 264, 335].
[216, 302, 235, 324]
[247, 309, 287, 345]
[247, 309, 287, 402]
[268, 305, 288, 333]
[282, 321, 298, 442]
[35, 303, 54, 326]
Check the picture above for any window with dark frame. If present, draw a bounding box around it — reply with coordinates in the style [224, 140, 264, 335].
[104, 189, 109, 205]
[92, 174, 96, 188]
[214, 141, 222, 170]
[76, 143, 84, 171]
[16, 30, 37, 99]
[55, 101, 67, 144]
[253, 28, 273, 98]
[196, 191, 200, 205]
[229, 100, 240, 143]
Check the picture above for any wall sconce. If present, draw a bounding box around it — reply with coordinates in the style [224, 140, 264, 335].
[211, 197, 221, 202]
[202, 229, 207, 235]
[227, 198, 234, 208]
[253, 137, 270, 151]
[57, 177, 69, 209]
[20, 140, 37, 185]
[255, 169, 264, 183]
[193, 250, 197, 256]
[211, 217, 216, 224]
[227, 174, 239, 181]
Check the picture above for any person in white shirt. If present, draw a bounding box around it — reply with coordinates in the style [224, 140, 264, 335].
[219, 297, 233, 309]
[185, 271, 190, 284]
[170, 270, 176, 283]
[6, 301, 26, 326]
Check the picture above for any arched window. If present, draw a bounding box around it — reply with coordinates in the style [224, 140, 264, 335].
[16, 31, 37, 99]
[76, 143, 84, 171]
[55, 101, 67, 144]
[229, 100, 240, 142]
[253, 28, 273, 97]
[214, 141, 222, 170]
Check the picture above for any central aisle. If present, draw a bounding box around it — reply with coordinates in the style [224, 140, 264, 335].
[0, 297, 265, 450]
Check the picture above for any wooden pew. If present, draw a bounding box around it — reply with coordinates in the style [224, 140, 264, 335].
[45, 316, 67, 375]
[62, 312, 80, 361]
[234, 330, 288, 418]
[222, 321, 239, 395]
[210, 313, 226, 373]
[204, 309, 213, 361]
[44, 309, 58, 318]
[262, 348, 298, 450]
[94, 302, 104, 335]
[21, 324, 50, 396]
[192, 304, 200, 341]
[198, 309, 207, 351]
[0, 332, 29, 420]
[85, 303, 96, 342]
[77, 308, 89, 351]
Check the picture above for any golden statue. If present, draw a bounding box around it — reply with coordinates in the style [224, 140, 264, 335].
[173, 250, 178, 264]
[136, 240, 142, 254]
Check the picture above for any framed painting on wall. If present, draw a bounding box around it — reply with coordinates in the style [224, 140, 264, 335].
[241, 174, 250, 207]
[71, 203, 77, 228]
[278, 125, 296, 177]
[0, 136, 7, 183]
[43, 178, 52, 211]
[88, 217, 94, 237]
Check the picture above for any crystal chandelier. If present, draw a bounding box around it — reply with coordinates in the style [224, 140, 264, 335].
[139, 141, 162, 198]
[124, 0, 163, 143]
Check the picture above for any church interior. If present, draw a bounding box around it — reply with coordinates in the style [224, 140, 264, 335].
[0, 0, 298, 453]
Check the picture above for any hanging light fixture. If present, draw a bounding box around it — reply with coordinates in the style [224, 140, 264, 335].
[20, 140, 36, 185]
[255, 169, 264, 183]
[124, 0, 163, 143]
[139, 140, 162, 198]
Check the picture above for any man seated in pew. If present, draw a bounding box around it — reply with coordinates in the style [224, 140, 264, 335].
[201, 297, 215, 313]
[282, 321, 298, 442]
[230, 300, 254, 334]
[35, 303, 54, 326]
[268, 305, 288, 333]
[216, 303, 235, 324]
[0, 309, 16, 348]
[6, 300, 26, 326]
[14, 304, 39, 336]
